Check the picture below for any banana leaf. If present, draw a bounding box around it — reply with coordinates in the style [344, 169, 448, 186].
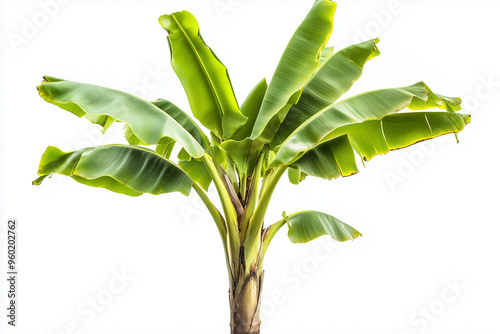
[159, 11, 246, 139]
[286, 210, 361, 243]
[33, 145, 193, 196]
[38, 77, 206, 158]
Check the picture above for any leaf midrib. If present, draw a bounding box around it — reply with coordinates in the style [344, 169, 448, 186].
[272, 86, 421, 164]
[171, 13, 224, 121]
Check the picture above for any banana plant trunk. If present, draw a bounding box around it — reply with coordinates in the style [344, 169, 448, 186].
[229, 248, 264, 334]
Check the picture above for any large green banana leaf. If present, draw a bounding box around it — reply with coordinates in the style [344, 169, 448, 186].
[33, 145, 193, 196]
[222, 0, 337, 174]
[286, 210, 361, 243]
[232, 78, 268, 141]
[38, 76, 206, 158]
[250, 0, 337, 143]
[272, 38, 380, 146]
[159, 11, 246, 140]
[290, 134, 358, 180]
[289, 111, 470, 181]
[269, 82, 463, 167]
[324, 111, 471, 161]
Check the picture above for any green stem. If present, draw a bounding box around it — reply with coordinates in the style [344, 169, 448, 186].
[253, 166, 287, 228]
[240, 153, 265, 240]
[201, 154, 240, 278]
[259, 169, 272, 201]
[240, 174, 247, 202]
[243, 165, 287, 267]
[192, 183, 226, 248]
[260, 217, 287, 266]
[226, 157, 240, 197]
[192, 183, 233, 284]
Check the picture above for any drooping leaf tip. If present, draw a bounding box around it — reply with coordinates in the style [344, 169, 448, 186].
[352, 232, 362, 240]
[37, 76, 47, 93]
[32, 175, 48, 186]
[158, 14, 173, 33]
[40, 75, 62, 84]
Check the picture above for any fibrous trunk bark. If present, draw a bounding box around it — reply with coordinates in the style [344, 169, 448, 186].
[229, 249, 264, 334]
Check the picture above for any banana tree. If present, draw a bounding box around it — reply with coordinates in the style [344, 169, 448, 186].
[33, 1, 470, 333]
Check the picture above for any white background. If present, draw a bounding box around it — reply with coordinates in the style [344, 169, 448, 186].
[1, 0, 499, 333]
